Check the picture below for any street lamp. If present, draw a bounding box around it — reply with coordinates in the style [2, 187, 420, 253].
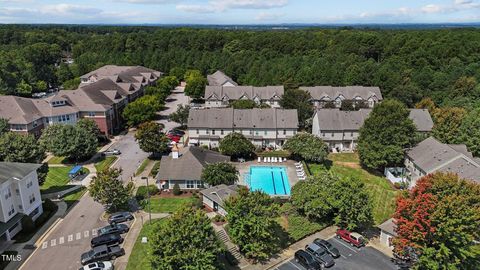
[141, 176, 151, 223]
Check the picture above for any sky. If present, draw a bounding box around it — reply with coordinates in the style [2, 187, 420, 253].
[0, 0, 479, 25]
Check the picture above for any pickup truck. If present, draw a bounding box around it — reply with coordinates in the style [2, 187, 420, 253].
[335, 229, 366, 248]
[80, 244, 125, 265]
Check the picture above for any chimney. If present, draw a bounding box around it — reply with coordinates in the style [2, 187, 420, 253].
[172, 143, 179, 159]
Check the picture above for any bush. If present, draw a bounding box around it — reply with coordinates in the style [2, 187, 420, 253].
[43, 198, 57, 212]
[172, 184, 181, 196]
[213, 215, 226, 223]
[20, 216, 35, 233]
[136, 185, 159, 201]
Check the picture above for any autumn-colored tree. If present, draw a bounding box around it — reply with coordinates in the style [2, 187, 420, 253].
[415, 98, 437, 117]
[431, 107, 467, 144]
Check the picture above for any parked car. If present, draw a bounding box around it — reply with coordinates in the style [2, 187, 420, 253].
[97, 224, 129, 236]
[167, 129, 185, 136]
[78, 261, 113, 270]
[80, 245, 125, 265]
[101, 149, 121, 156]
[91, 233, 123, 248]
[294, 250, 322, 270]
[305, 242, 335, 268]
[336, 229, 366, 248]
[313, 238, 340, 258]
[108, 212, 134, 224]
[167, 133, 181, 142]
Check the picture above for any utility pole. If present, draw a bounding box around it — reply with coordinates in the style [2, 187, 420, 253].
[142, 177, 151, 223]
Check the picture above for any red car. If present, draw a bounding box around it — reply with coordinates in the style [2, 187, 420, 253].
[167, 133, 181, 142]
[335, 229, 365, 248]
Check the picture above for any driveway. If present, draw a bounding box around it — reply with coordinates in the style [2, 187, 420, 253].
[155, 86, 189, 132]
[20, 134, 148, 270]
[274, 237, 396, 270]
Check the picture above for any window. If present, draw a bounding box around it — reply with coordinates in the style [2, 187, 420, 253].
[4, 189, 11, 200]
[264, 131, 267, 135]
[27, 181, 33, 188]
[351, 132, 354, 136]
[196, 129, 199, 135]
[32, 120, 38, 128]
[15, 189, 19, 195]
[29, 194, 36, 204]
[212, 130, 215, 135]
[196, 181, 204, 189]
[88, 112, 95, 117]
[8, 205, 14, 216]
[255, 131, 259, 136]
[206, 129, 210, 135]
[283, 130, 286, 135]
[186, 180, 195, 189]
[249, 130, 253, 135]
[221, 130, 224, 135]
[331, 133, 334, 137]
[322, 133, 325, 137]
[18, 205, 22, 210]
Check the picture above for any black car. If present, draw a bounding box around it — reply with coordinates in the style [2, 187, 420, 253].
[305, 242, 335, 268]
[91, 233, 123, 248]
[80, 245, 125, 265]
[168, 129, 185, 136]
[108, 212, 134, 224]
[314, 238, 340, 258]
[294, 250, 322, 270]
[97, 224, 129, 236]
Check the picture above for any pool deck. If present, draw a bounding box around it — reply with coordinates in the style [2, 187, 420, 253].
[234, 160, 302, 191]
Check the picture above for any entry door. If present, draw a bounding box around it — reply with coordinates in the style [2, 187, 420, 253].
[213, 202, 219, 211]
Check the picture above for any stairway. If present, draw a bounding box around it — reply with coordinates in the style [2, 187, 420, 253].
[215, 227, 245, 264]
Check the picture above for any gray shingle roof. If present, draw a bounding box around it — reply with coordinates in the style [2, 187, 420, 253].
[406, 137, 480, 183]
[80, 65, 162, 83]
[0, 96, 43, 124]
[0, 162, 41, 184]
[409, 109, 434, 132]
[301, 86, 383, 101]
[378, 218, 397, 236]
[207, 70, 238, 86]
[156, 147, 230, 181]
[188, 108, 298, 129]
[205, 85, 284, 101]
[200, 184, 241, 208]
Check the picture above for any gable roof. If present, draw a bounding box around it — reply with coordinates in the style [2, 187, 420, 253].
[205, 86, 284, 101]
[0, 96, 43, 124]
[0, 162, 41, 184]
[80, 65, 162, 84]
[188, 108, 298, 129]
[406, 137, 480, 183]
[301, 86, 383, 101]
[378, 218, 397, 236]
[156, 147, 230, 181]
[409, 109, 434, 132]
[207, 70, 238, 86]
[200, 184, 240, 208]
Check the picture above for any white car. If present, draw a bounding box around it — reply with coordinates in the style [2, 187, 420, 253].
[79, 261, 113, 270]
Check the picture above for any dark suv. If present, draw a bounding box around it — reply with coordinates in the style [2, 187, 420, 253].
[91, 233, 123, 248]
[97, 224, 129, 236]
[80, 245, 125, 265]
[108, 212, 134, 224]
[314, 238, 340, 258]
[294, 250, 321, 270]
[305, 242, 335, 268]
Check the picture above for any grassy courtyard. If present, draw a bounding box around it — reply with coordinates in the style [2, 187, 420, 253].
[41, 166, 75, 194]
[141, 197, 195, 213]
[308, 153, 398, 225]
[125, 219, 166, 270]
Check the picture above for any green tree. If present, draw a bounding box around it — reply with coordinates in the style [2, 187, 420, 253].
[89, 167, 133, 212]
[122, 95, 162, 126]
[432, 107, 467, 144]
[457, 108, 480, 156]
[16, 80, 32, 97]
[219, 132, 255, 159]
[0, 118, 9, 136]
[134, 121, 169, 156]
[169, 67, 186, 81]
[77, 118, 103, 141]
[56, 63, 74, 84]
[36, 163, 49, 186]
[149, 206, 222, 270]
[201, 162, 238, 186]
[283, 133, 328, 162]
[230, 100, 257, 109]
[184, 75, 207, 100]
[63, 77, 80, 90]
[169, 104, 190, 127]
[358, 99, 416, 170]
[280, 89, 313, 129]
[0, 132, 45, 163]
[225, 187, 280, 261]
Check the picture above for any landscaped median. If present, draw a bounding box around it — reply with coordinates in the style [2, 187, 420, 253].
[94, 156, 118, 172]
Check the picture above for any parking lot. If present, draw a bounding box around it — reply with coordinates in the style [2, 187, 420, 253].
[274, 237, 397, 270]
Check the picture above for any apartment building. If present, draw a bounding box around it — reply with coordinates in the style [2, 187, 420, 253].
[207, 70, 238, 87]
[0, 65, 162, 137]
[300, 86, 383, 108]
[0, 162, 43, 242]
[312, 109, 433, 152]
[204, 85, 284, 108]
[188, 108, 298, 149]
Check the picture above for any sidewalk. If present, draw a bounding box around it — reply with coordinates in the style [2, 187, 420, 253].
[5, 201, 68, 270]
[41, 185, 83, 200]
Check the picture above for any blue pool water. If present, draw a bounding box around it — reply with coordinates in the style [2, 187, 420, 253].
[246, 166, 291, 196]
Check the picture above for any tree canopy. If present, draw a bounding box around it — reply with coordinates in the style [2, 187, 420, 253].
[122, 95, 163, 127]
[280, 88, 313, 129]
[0, 132, 45, 163]
[457, 108, 480, 156]
[358, 99, 416, 170]
[283, 133, 328, 162]
[169, 104, 190, 127]
[134, 121, 169, 156]
[89, 167, 133, 212]
[201, 162, 238, 186]
[219, 132, 255, 159]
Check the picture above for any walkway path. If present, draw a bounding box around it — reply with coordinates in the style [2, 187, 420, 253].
[41, 185, 84, 200]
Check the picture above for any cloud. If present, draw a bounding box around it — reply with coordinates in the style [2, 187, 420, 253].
[255, 11, 284, 21]
[177, 0, 288, 13]
[41, 4, 103, 15]
[116, 0, 177, 4]
[421, 0, 480, 14]
[422, 4, 444, 13]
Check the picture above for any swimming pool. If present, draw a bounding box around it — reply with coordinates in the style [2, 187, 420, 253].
[245, 166, 291, 196]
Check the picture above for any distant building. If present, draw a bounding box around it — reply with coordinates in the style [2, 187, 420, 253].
[300, 86, 383, 108]
[0, 162, 43, 242]
[155, 145, 230, 190]
[312, 109, 433, 152]
[201, 184, 240, 216]
[0, 65, 162, 137]
[207, 70, 238, 87]
[405, 137, 480, 187]
[378, 218, 396, 250]
[204, 85, 284, 108]
[188, 108, 298, 149]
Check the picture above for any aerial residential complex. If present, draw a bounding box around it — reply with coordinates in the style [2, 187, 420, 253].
[207, 70, 238, 87]
[204, 85, 284, 108]
[0, 65, 162, 137]
[301, 86, 383, 108]
[0, 162, 43, 242]
[187, 108, 298, 149]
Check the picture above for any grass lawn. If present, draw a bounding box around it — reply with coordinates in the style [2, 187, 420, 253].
[125, 219, 166, 270]
[142, 197, 195, 213]
[327, 152, 359, 163]
[47, 156, 68, 165]
[308, 154, 398, 225]
[63, 187, 87, 209]
[135, 159, 151, 176]
[95, 156, 118, 172]
[149, 161, 160, 177]
[41, 166, 75, 194]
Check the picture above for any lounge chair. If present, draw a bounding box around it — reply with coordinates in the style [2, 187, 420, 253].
[273, 157, 278, 163]
[265, 157, 270, 162]
[297, 172, 306, 176]
[258, 157, 262, 162]
[296, 168, 304, 172]
[264, 157, 267, 162]
[294, 162, 302, 166]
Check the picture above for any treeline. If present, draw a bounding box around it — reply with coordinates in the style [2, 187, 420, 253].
[1, 25, 480, 108]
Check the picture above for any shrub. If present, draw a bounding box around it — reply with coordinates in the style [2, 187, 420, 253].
[136, 185, 159, 201]
[172, 184, 181, 196]
[20, 216, 35, 233]
[213, 215, 226, 223]
[43, 198, 57, 212]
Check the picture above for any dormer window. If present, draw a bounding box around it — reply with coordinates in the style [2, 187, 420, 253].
[51, 100, 66, 107]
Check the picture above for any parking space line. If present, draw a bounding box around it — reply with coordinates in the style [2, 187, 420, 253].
[59, 237, 64, 244]
[76, 232, 81, 240]
[287, 261, 302, 270]
[68, 234, 73, 242]
[332, 237, 359, 253]
[41, 242, 48, 249]
[84, 230, 89, 237]
[92, 229, 97, 236]
[50, 239, 56, 247]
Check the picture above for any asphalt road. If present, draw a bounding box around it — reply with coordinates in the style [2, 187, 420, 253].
[274, 237, 397, 270]
[21, 134, 148, 270]
[155, 86, 189, 132]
